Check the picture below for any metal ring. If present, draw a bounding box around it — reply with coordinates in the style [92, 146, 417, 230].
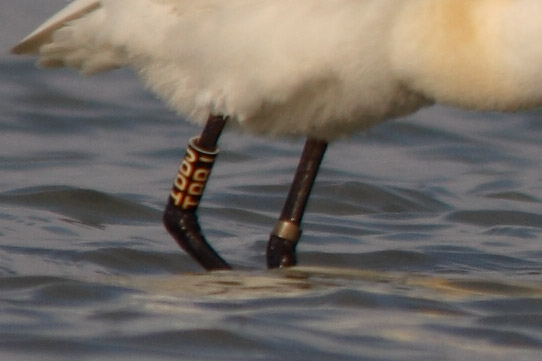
[272, 220, 301, 243]
[189, 136, 219, 155]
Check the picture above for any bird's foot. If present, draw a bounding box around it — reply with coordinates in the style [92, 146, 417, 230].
[266, 220, 301, 268]
[266, 235, 298, 268]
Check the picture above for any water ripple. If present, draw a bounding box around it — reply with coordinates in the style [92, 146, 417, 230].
[0, 186, 161, 227]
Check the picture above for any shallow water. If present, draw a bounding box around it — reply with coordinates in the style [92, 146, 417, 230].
[1, 2, 541, 360]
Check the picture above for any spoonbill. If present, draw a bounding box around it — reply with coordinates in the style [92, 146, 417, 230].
[12, 0, 542, 270]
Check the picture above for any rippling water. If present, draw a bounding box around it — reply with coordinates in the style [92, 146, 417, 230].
[1, 2, 541, 360]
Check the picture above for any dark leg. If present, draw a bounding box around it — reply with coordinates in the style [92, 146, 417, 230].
[267, 138, 328, 268]
[163, 115, 232, 270]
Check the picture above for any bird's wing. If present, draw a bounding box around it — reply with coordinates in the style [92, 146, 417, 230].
[11, 0, 100, 55]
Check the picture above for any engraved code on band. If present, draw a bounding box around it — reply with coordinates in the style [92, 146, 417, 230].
[170, 137, 218, 210]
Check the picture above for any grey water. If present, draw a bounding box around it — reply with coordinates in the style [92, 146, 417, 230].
[1, 1, 541, 360]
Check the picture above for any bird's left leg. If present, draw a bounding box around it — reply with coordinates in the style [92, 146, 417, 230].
[163, 115, 232, 270]
[266, 138, 328, 268]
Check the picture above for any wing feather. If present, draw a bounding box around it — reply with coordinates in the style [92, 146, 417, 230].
[11, 0, 100, 55]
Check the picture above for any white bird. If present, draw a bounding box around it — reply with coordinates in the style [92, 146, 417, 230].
[12, 0, 542, 270]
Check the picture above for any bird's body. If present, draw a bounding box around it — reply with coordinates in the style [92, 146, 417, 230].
[12, 0, 542, 269]
[14, 0, 542, 140]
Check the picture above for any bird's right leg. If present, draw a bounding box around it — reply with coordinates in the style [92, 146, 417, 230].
[163, 115, 232, 270]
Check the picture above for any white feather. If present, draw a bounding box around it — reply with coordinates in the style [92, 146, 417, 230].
[12, 0, 542, 140]
[11, 0, 100, 55]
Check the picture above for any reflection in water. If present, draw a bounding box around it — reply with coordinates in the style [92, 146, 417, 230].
[116, 266, 542, 302]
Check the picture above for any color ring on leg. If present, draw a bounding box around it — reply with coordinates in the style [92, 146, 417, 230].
[272, 220, 302, 243]
[169, 136, 219, 211]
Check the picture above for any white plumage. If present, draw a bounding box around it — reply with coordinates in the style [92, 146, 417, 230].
[12, 0, 542, 270]
[13, 0, 542, 141]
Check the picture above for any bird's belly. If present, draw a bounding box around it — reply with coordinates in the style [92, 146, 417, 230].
[140, 59, 431, 141]
[239, 83, 430, 140]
